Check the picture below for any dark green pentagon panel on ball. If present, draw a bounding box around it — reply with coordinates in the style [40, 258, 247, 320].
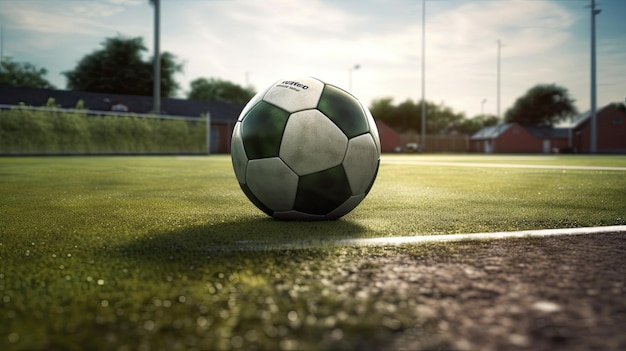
[317, 85, 369, 138]
[241, 101, 290, 159]
[294, 165, 352, 215]
[239, 182, 274, 217]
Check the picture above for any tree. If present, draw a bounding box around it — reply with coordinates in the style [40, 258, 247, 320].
[63, 36, 182, 97]
[188, 78, 255, 104]
[0, 59, 56, 89]
[458, 114, 499, 135]
[504, 84, 578, 126]
[369, 98, 465, 134]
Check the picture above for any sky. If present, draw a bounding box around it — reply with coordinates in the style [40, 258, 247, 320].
[0, 0, 624, 118]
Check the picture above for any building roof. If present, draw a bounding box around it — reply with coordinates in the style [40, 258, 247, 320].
[0, 85, 244, 124]
[470, 123, 514, 140]
[471, 123, 570, 140]
[570, 103, 626, 129]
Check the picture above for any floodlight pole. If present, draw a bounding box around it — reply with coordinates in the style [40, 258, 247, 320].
[152, 0, 161, 114]
[589, 0, 600, 153]
[349, 64, 360, 91]
[497, 40, 504, 122]
[0, 25, 3, 67]
[420, 0, 426, 152]
[494, 40, 504, 153]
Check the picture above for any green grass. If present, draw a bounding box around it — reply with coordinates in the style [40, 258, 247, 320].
[1, 154, 625, 350]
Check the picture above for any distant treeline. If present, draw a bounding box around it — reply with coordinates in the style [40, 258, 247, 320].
[0, 107, 207, 154]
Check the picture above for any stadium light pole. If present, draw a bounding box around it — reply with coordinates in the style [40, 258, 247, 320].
[420, 0, 426, 152]
[152, 0, 161, 114]
[496, 40, 504, 122]
[589, 0, 601, 153]
[349, 64, 360, 91]
[0, 25, 3, 67]
[494, 40, 504, 153]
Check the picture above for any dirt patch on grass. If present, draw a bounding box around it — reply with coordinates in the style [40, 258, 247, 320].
[355, 233, 626, 351]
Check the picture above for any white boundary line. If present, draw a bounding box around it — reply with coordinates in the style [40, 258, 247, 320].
[229, 225, 626, 251]
[381, 160, 626, 171]
[338, 225, 626, 246]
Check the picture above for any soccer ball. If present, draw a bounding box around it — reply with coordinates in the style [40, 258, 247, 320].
[231, 77, 380, 220]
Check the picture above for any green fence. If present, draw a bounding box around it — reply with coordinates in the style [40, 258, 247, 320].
[0, 105, 209, 155]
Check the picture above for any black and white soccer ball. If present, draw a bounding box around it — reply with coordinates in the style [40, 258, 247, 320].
[231, 77, 380, 220]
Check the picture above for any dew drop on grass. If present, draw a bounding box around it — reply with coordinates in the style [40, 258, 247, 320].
[196, 316, 209, 328]
[230, 335, 243, 348]
[287, 310, 298, 322]
[244, 330, 258, 342]
[279, 339, 299, 350]
[8, 332, 19, 343]
[331, 328, 344, 340]
[264, 325, 278, 338]
[143, 320, 155, 331]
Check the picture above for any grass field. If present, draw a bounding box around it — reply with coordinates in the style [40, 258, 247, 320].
[1, 154, 625, 350]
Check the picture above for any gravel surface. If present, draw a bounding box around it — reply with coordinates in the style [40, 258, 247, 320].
[356, 233, 626, 351]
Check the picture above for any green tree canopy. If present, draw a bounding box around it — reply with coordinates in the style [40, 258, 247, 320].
[505, 84, 578, 126]
[458, 114, 499, 135]
[63, 36, 182, 97]
[188, 78, 255, 104]
[0, 59, 56, 89]
[369, 98, 466, 134]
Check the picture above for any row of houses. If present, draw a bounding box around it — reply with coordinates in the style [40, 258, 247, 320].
[1, 85, 624, 154]
[469, 103, 626, 154]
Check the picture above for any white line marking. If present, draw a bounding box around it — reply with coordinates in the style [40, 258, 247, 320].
[381, 160, 626, 171]
[338, 225, 626, 246]
[224, 226, 626, 251]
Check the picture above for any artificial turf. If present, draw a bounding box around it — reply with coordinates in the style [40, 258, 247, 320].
[1, 154, 625, 350]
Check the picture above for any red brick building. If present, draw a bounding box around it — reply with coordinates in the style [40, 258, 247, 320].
[571, 103, 626, 153]
[469, 102, 626, 154]
[375, 120, 402, 152]
[469, 123, 569, 154]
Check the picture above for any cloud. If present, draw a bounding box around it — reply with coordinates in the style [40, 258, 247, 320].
[107, 0, 143, 5]
[3, 0, 622, 116]
[71, 3, 125, 18]
[420, 0, 579, 116]
[2, 1, 144, 35]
